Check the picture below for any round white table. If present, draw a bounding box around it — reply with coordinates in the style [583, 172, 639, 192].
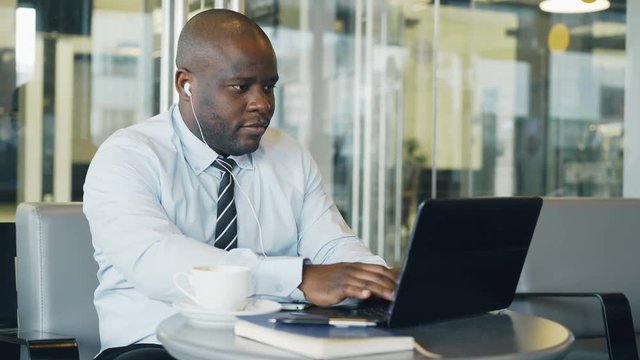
[157, 310, 574, 360]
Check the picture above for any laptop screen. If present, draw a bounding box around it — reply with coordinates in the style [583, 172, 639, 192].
[388, 197, 542, 327]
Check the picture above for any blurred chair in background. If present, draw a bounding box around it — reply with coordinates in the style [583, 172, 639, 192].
[513, 198, 640, 360]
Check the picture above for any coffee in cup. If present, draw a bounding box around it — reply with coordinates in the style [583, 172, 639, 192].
[173, 265, 251, 311]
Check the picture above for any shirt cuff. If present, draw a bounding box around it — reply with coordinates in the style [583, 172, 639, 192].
[255, 256, 304, 298]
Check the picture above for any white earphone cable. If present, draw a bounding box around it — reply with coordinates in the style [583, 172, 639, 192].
[189, 98, 209, 148]
[189, 90, 266, 256]
[215, 158, 267, 257]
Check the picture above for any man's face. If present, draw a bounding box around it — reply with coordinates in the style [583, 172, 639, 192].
[192, 36, 278, 156]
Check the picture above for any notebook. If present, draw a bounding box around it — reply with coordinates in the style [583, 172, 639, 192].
[234, 312, 415, 359]
[299, 196, 543, 328]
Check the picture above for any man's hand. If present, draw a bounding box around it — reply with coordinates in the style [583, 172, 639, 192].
[298, 263, 399, 306]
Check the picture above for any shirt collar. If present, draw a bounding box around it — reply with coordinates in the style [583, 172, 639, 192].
[171, 104, 254, 175]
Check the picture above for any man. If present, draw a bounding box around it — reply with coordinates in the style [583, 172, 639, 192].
[84, 9, 397, 360]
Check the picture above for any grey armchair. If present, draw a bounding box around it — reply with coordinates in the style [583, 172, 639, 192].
[513, 198, 640, 360]
[0, 203, 100, 359]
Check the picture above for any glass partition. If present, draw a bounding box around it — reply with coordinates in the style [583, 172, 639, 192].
[253, 1, 408, 263]
[0, 0, 631, 264]
[253, 0, 628, 264]
[0, 0, 162, 221]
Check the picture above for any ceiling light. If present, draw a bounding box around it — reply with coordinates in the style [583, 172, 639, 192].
[539, 0, 610, 14]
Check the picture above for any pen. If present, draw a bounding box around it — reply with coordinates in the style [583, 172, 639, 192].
[270, 317, 377, 327]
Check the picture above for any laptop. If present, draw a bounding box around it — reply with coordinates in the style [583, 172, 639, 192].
[299, 196, 543, 328]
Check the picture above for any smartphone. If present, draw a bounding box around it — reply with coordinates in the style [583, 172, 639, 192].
[280, 302, 311, 311]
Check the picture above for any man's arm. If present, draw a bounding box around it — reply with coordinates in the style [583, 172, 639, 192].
[293, 147, 398, 305]
[84, 133, 303, 302]
[84, 135, 227, 300]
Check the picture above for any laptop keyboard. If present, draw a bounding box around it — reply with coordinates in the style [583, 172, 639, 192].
[303, 296, 391, 323]
[353, 304, 389, 320]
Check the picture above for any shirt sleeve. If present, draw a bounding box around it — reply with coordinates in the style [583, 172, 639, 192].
[268, 148, 386, 301]
[84, 134, 303, 303]
[295, 148, 386, 266]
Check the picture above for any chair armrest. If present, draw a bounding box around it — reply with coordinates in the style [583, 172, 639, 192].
[0, 328, 79, 360]
[515, 292, 638, 360]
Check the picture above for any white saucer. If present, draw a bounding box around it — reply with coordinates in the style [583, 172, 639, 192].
[173, 299, 281, 328]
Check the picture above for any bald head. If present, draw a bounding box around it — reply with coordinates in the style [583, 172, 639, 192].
[176, 9, 272, 74]
[174, 8, 278, 156]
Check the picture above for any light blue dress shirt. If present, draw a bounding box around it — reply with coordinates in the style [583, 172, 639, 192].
[83, 104, 385, 353]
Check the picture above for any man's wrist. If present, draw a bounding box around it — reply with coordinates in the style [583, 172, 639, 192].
[254, 256, 304, 297]
[288, 258, 310, 301]
[298, 259, 312, 291]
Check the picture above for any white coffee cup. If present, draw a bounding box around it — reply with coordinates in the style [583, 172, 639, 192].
[173, 265, 251, 311]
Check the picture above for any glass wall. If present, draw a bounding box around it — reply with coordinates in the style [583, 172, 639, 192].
[262, 1, 407, 261]
[0, 0, 162, 221]
[0, 0, 632, 264]
[423, 0, 626, 199]
[254, 0, 628, 264]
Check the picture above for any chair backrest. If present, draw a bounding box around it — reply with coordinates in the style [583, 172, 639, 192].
[515, 197, 640, 335]
[16, 203, 100, 359]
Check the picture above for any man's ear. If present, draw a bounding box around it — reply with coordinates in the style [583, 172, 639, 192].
[175, 69, 192, 99]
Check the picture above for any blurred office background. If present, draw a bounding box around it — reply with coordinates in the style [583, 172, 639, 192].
[0, 0, 634, 265]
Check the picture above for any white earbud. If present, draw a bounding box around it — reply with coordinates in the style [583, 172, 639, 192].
[184, 82, 192, 97]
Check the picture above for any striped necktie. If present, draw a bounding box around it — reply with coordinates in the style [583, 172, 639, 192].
[212, 156, 237, 250]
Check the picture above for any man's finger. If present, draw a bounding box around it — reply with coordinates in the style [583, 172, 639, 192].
[342, 285, 372, 299]
[352, 263, 398, 283]
[345, 266, 397, 291]
[339, 275, 395, 301]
